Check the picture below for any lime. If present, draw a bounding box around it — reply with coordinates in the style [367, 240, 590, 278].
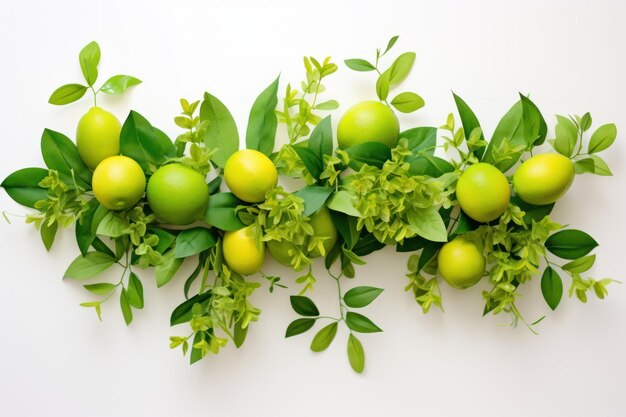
[438, 237, 485, 289]
[224, 149, 278, 203]
[513, 153, 574, 205]
[223, 225, 265, 275]
[337, 101, 399, 149]
[76, 107, 121, 170]
[456, 163, 510, 223]
[92, 155, 145, 210]
[146, 163, 209, 225]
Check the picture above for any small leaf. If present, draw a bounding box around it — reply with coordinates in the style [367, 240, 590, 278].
[345, 312, 382, 333]
[308, 116, 333, 159]
[545, 229, 599, 260]
[1, 167, 49, 208]
[588, 123, 617, 154]
[127, 272, 144, 309]
[407, 207, 448, 243]
[155, 249, 184, 287]
[84, 282, 117, 295]
[204, 192, 245, 231]
[453, 92, 485, 159]
[41, 129, 92, 189]
[64, 252, 116, 279]
[347, 334, 365, 373]
[344, 59, 376, 72]
[293, 185, 333, 217]
[200, 92, 239, 168]
[170, 291, 212, 326]
[290, 295, 319, 316]
[327, 191, 361, 217]
[375, 71, 390, 101]
[39, 220, 57, 252]
[48, 84, 88, 105]
[285, 318, 316, 337]
[310, 322, 338, 352]
[390, 92, 424, 113]
[79, 41, 101, 86]
[175, 227, 217, 258]
[383, 35, 399, 55]
[343, 286, 384, 308]
[562, 254, 596, 273]
[120, 111, 176, 173]
[246, 75, 280, 156]
[553, 115, 578, 157]
[590, 155, 612, 176]
[387, 52, 416, 85]
[99, 75, 142, 95]
[293, 146, 323, 179]
[119, 288, 133, 325]
[233, 318, 249, 348]
[541, 266, 563, 311]
[313, 100, 339, 110]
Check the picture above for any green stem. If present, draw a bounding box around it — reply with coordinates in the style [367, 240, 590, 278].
[90, 86, 98, 107]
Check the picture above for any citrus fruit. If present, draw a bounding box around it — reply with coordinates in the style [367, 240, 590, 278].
[92, 155, 146, 211]
[438, 237, 486, 289]
[337, 101, 399, 149]
[223, 225, 265, 275]
[513, 153, 575, 205]
[224, 149, 278, 203]
[146, 163, 209, 225]
[456, 163, 510, 223]
[76, 107, 122, 170]
[267, 206, 338, 267]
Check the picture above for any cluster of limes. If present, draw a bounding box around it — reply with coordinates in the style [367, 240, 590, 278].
[74, 94, 576, 292]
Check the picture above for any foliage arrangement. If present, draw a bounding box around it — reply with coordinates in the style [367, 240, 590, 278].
[1, 38, 619, 373]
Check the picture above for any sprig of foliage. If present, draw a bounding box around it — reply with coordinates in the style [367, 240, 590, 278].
[549, 112, 616, 176]
[48, 41, 141, 106]
[345, 35, 424, 113]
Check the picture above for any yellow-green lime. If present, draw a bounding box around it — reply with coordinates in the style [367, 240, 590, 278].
[92, 155, 146, 211]
[438, 237, 486, 289]
[223, 225, 265, 275]
[224, 149, 278, 203]
[337, 101, 399, 149]
[513, 153, 575, 205]
[76, 107, 122, 170]
[456, 163, 510, 223]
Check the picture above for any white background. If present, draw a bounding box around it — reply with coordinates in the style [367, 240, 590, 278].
[1, 1, 625, 416]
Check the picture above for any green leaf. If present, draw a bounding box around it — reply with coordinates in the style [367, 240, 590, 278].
[48, 84, 88, 105]
[553, 115, 578, 157]
[127, 272, 144, 309]
[588, 123, 617, 154]
[345, 312, 382, 333]
[189, 331, 206, 364]
[96, 211, 127, 238]
[401, 126, 437, 158]
[147, 226, 176, 254]
[175, 227, 217, 258]
[327, 191, 361, 217]
[310, 322, 338, 352]
[233, 318, 249, 348]
[344, 59, 376, 72]
[293, 146, 323, 179]
[407, 207, 448, 242]
[91, 237, 116, 259]
[1, 167, 49, 208]
[408, 154, 454, 177]
[520, 94, 547, 147]
[482, 100, 525, 171]
[383, 35, 399, 55]
[545, 229, 599, 260]
[375, 71, 390, 101]
[75, 199, 100, 256]
[390, 92, 424, 113]
[453, 92, 485, 159]
[99, 75, 142, 95]
[285, 318, 316, 337]
[290, 295, 319, 316]
[170, 291, 212, 326]
[562, 254, 596, 273]
[387, 52, 416, 85]
[417, 241, 443, 272]
[200, 92, 239, 168]
[41, 129, 92, 189]
[64, 252, 116, 279]
[347, 334, 365, 373]
[344, 286, 384, 308]
[352, 233, 385, 257]
[155, 249, 184, 287]
[204, 192, 245, 231]
[313, 100, 339, 110]
[330, 210, 359, 250]
[308, 116, 333, 159]
[511, 196, 554, 225]
[119, 288, 133, 325]
[79, 41, 100, 86]
[40, 221, 58, 251]
[346, 142, 391, 170]
[120, 111, 176, 172]
[84, 282, 117, 295]
[294, 185, 333, 217]
[589, 155, 612, 176]
[246, 76, 279, 156]
[541, 266, 563, 311]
